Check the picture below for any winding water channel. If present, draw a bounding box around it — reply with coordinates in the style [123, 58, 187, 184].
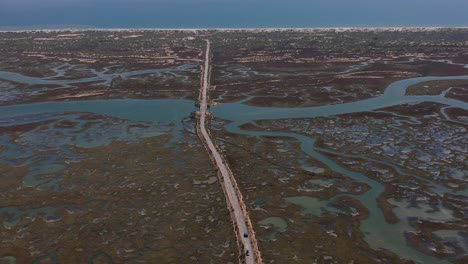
[210, 74, 468, 264]
[0, 63, 197, 87]
[0, 64, 467, 262]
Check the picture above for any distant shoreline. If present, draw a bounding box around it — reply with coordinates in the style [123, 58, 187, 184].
[1, 26, 468, 33]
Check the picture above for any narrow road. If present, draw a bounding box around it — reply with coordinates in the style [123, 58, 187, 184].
[197, 40, 260, 264]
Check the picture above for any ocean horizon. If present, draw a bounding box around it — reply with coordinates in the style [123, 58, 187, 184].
[2, 27, 468, 33]
[1, 0, 468, 30]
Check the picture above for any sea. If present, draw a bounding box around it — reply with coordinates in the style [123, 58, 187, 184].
[1, 0, 468, 30]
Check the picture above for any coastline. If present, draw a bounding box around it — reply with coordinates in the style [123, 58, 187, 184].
[1, 26, 468, 33]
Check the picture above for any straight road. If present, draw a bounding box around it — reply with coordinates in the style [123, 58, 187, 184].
[197, 40, 258, 264]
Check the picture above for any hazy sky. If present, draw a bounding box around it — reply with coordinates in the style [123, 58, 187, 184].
[1, 0, 467, 28]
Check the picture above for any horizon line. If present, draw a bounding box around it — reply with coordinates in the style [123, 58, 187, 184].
[2, 26, 468, 33]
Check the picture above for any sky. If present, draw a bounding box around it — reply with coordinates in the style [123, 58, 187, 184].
[1, 0, 467, 29]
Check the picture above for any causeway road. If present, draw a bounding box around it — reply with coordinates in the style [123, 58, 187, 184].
[198, 40, 258, 264]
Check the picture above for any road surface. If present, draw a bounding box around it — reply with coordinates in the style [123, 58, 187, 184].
[197, 40, 259, 264]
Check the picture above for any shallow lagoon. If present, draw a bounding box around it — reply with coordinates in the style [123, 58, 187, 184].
[0, 99, 196, 190]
